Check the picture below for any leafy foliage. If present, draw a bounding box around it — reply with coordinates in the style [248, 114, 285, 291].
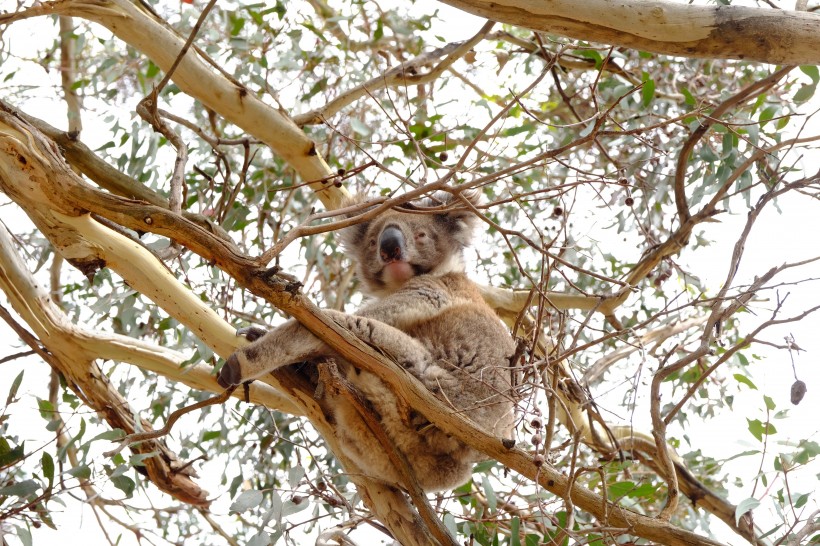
[0, 0, 818, 545]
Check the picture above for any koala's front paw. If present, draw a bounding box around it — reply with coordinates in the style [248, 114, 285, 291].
[217, 354, 244, 388]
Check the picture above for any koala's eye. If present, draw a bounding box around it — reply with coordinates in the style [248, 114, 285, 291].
[368, 238, 377, 248]
[416, 231, 427, 240]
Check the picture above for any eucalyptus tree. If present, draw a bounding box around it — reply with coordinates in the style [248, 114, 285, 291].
[0, 1, 818, 545]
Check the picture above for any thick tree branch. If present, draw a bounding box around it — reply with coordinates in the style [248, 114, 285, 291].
[0, 223, 209, 506]
[0, 106, 301, 415]
[439, 0, 820, 65]
[0, 0, 348, 209]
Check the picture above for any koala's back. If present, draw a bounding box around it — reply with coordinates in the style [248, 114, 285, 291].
[335, 272, 516, 491]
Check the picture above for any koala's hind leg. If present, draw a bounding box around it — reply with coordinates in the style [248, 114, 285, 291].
[218, 311, 432, 388]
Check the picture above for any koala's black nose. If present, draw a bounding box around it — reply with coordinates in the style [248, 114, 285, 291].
[379, 226, 405, 262]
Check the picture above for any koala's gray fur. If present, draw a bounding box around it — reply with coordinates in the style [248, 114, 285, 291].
[218, 191, 516, 491]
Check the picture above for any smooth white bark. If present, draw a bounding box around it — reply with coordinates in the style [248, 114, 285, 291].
[441, 0, 820, 65]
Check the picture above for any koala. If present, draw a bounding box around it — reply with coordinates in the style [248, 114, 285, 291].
[218, 191, 516, 491]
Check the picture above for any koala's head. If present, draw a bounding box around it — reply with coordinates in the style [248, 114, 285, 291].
[340, 191, 481, 296]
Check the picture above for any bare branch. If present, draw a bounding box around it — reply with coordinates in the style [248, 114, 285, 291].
[294, 21, 495, 126]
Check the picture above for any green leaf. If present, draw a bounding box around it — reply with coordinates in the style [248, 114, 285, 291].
[42, 452, 55, 491]
[510, 517, 521, 546]
[350, 118, 371, 136]
[793, 84, 816, 103]
[87, 429, 126, 444]
[145, 61, 160, 79]
[725, 449, 759, 462]
[302, 77, 328, 101]
[111, 474, 136, 497]
[481, 475, 497, 513]
[680, 86, 695, 106]
[201, 430, 221, 442]
[0, 479, 39, 497]
[735, 497, 760, 525]
[68, 465, 91, 480]
[608, 480, 634, 498]
[734, 374, 757, 390]
[248, 532, 271, 546]
[763, 395, 776, 411]
[443, 512, 458, 537]
[281, 497, 310, 517]
[800, 65, 819, 84]
[641, 72, 655, 108]
[525, 534, 542, 546]
[747, 418, 764, 441]
[5, 371, 24, 406]
[576, 49, 603, 68]
[759, 106, 777, 126]
[230, 15, 246, 36]
[230, 489, 264, 513]
[129, 452, 158, 467]
[37, 399, 55, 420]
[14, 526, 32, 546]
[287, 465, 305, 486]
[0, 438, 25, 468]
[747, 418, 777, 441]
[110, 464, 129, 479]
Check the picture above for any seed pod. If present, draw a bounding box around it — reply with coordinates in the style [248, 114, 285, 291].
[531, 433, 542, 446]
[791, 380, 807, 405]
[533, 454, 545, 467]
[530, 417, 543, 429]
[438, 152, 449, 162]
[553, 206, 563, 217]
[625, 197, 635, 207]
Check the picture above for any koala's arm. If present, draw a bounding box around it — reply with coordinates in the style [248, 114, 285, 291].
[217, 310, 432, 387]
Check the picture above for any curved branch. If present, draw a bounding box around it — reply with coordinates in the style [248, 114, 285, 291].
[293, 20, 494, 126]
[439, 0, 820, 65]
[674, 66, 794, 223]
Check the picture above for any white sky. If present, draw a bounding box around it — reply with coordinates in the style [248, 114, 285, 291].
[1, 1, 819, 545]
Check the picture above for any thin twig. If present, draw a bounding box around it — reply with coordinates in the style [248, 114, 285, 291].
[103, 385, 237, 458]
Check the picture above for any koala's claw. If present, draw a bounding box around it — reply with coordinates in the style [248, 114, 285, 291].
[236, 326, 268, 342]
[217, 354, 243, 388]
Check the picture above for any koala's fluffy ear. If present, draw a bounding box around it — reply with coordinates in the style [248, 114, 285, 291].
[429, 189, 483, 245]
